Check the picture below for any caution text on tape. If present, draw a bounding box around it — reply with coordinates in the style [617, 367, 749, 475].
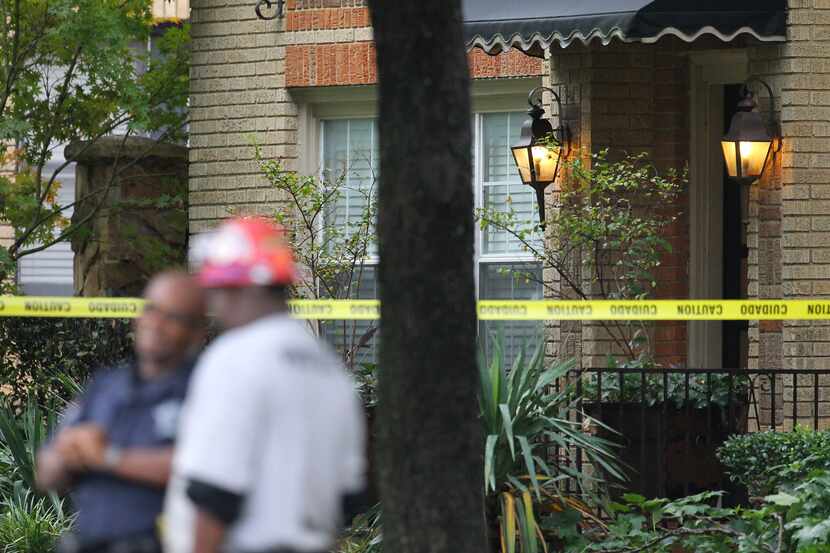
[0, 297, 144, 318]
[4, 298, 830, 320]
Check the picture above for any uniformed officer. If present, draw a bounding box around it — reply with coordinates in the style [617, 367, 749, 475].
[37, 270, 207, 553]
[163, 217, 367, 553]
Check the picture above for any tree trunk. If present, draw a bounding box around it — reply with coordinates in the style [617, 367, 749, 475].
[369, 2, 487, 553]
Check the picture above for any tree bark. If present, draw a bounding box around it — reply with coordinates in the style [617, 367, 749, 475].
[369, 2, 487, 553]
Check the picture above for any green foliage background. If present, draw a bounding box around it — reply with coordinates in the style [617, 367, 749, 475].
[0, 0, 190, 285]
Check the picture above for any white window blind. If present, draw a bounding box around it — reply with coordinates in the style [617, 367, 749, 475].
[322, 118, 379, 257]
[481, 112, 541, 255]
[479, 263, 544, 363]
[320, 111, 545, 366]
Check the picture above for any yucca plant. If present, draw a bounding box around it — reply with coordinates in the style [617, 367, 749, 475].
[480, 336, 624, 553]
[0, 398, 64, 517]
[335, 503, 382, 553]
[0, 484, 73, 553]
[0, 399, 57, 494]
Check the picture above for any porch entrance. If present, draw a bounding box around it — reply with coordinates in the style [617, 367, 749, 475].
[721, 83, 749, 370]
[689, 52, 750, 370]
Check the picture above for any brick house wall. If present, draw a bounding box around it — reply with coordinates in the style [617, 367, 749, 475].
[186, 0, 761, 372]
[189, 0, 830, 397]
[551, 2, 830, 423]
[188, 0, 544, 234]
[743, 0, 830, 427]
[547, 43, 692, 369]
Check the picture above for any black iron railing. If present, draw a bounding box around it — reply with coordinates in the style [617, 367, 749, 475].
[552, 368, 830, 503]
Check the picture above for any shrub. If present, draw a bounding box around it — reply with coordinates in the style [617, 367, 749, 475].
[337, 337, 626, 553]
[570, 469, 830, 553]
[716, 428, 830, 497]
[0, 318, 133, 406]
[580, 370, 750, 408]
[336, 503, 381, 553]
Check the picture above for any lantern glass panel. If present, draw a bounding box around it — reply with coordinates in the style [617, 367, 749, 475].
[511, 145, 533, 185]
[721, 140, 771, 179]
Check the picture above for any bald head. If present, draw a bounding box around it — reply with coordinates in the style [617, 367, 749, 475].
[134, 271, 207, 378]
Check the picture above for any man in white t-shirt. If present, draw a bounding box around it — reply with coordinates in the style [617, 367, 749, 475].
[164, 217, 367, 553]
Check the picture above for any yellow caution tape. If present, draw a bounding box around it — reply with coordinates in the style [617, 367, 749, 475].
[3, 297, 830, 320]
[0, 297, 144, 318]
[297, 299, 830, 321]
[475, 300, 826, 321]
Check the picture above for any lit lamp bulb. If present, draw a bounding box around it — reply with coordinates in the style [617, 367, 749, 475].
[531, 146, 550, 179]
[530, 145, 558, 183]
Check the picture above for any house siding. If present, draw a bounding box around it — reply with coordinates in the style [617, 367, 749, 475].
[743, 0, 830, 428]
[188, 0, 544, 234]
[547, 43, 692, 370]
[189, 0, 830, 393]
[17, 155, 75, 296]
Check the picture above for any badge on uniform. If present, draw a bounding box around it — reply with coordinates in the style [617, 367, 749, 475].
[153, 400, 183, 440]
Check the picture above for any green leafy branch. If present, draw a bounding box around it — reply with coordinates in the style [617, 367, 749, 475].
[253, 143, 379, 374]
[476, 149, 686, 363]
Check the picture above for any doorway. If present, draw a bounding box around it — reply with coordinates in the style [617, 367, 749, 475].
[721, 84, 749, 370]
[688, 52, 749, 369]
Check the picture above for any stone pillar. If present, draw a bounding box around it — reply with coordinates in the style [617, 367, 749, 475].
[67, 136, 188, 297]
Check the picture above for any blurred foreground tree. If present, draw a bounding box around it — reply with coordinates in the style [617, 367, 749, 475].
[369, 2, 488, 553]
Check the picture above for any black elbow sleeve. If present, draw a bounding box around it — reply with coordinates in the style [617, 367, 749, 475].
[186, 479, 245, 525]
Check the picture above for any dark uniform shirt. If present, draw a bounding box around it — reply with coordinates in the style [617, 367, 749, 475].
[63, 361, 194, 546]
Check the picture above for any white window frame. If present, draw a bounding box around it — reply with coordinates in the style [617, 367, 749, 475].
[318, 116, 380, 268]
[294, 77, 543, 292]
[472, 109, 539, 298]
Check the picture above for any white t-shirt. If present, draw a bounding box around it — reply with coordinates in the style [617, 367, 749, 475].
[163, 313, 366, 553]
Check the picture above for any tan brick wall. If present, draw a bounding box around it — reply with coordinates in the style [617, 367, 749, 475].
[189, 0, 545, 233]
[747, 46, 785, 379]
[750, 1, 830, 373]
[744, 0, 830, 428]
[548, 43, 691, 369]
[547, 49, 591, 365]
[188, 0, 294, 233]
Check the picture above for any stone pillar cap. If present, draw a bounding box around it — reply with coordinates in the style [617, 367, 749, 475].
[65, 136, 187, 163]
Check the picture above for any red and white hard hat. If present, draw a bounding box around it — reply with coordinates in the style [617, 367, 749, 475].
[192, 217, 297, 288]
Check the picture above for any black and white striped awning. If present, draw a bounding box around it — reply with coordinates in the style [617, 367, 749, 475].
[463, 0, 787, 56]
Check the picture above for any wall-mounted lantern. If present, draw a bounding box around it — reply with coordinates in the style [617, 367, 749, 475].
[511, 86, 571, 228]
[254, 0, 285, 20]
[721, 78, 781, 184]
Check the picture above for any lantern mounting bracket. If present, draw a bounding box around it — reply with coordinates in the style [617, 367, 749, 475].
[527, 86, 572, 158]
[255, 0, 284, 20]
[742, 77, 782, 153]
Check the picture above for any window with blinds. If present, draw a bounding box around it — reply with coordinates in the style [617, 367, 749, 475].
[481, 112, 542, 255]
[477, 112, 544, 364]
[321, 266, 379, 367]
[320, 111, 545, 366]
[321, 118, 379, 257]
